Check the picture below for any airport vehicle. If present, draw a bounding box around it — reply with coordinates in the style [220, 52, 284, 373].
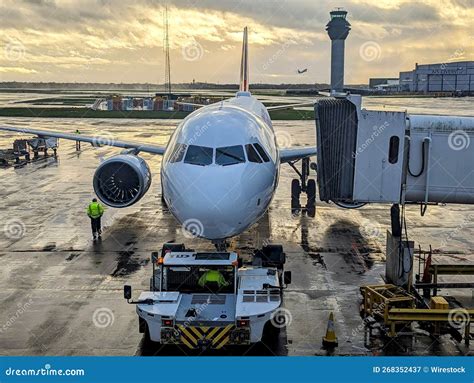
[0, 27, 317, 245]
[123, 243, 291, 350]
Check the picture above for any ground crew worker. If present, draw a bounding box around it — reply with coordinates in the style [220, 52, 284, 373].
[198, 269, 229, 289]
[75, 129, 81, 151]
[87, 198, 104, 240]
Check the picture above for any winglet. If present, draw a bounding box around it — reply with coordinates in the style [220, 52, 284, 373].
[239, 27, 249, 92]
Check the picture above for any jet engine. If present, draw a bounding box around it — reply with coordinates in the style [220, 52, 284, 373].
[93, 154, 151, 208]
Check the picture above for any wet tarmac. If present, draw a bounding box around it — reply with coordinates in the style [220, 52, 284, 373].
[0, 116, 473, 356]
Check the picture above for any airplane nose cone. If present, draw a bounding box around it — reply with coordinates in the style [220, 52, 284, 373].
[179, 175, 246, 239]
[164, 166, 264, 240]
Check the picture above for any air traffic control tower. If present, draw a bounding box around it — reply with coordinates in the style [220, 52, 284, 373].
[326, 9, 351, 93]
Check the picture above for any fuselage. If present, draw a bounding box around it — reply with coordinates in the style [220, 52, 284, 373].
[161, 92, 280, 240]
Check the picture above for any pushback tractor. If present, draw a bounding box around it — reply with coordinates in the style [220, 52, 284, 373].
[124, 243, 291, 350]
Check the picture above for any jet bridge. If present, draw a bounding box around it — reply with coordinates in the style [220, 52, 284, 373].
[315, 94, 474, 207]
[315, 95, 474, 287]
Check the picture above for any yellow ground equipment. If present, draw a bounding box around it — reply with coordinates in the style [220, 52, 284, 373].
[360, 284, 416, 324]
[361, 284, 473, 345]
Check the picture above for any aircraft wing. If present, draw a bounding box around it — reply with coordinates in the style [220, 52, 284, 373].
[175, 101, 206, 109]
[267, 102, 315, 111]
[0, 126, 166, 155]
[280, 146, 316, 163]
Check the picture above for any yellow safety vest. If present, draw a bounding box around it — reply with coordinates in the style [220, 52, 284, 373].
[198, 270, 228, 288]
[87, 202, 104, 219]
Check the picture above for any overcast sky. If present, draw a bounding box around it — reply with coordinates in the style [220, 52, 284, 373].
[1, 0, 472, 84]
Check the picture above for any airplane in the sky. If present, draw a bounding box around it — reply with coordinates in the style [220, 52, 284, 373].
[0, 27, 317, 247]
[297, 68, 308, 74]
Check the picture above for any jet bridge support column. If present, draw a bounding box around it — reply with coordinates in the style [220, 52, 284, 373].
[385, 204, 414, 288]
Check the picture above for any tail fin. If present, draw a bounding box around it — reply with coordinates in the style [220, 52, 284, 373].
[239, 27, 249, 92]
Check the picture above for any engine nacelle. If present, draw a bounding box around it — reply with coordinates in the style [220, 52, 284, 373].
[93, 154, 151, 208]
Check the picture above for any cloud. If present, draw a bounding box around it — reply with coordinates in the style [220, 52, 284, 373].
[0, 66, 38, 74]
[0, 0, 472, 83]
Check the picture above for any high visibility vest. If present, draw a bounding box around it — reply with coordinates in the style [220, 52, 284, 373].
[198, 270, 228, 288]
[87, 202, 104, 218]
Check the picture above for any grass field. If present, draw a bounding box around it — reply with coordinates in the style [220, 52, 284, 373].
[0, 107, 315, 120]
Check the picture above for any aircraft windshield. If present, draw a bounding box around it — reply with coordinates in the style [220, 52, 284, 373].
[215, 145, 245, 166]
[245, 144, 263, 163]
[164, 265, 235, 293]
[253, 143, 270, 162]
[184, 145, 213, 166]
[169, 143, 187, 163]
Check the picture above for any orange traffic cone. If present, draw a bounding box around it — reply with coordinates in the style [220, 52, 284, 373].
[322, 311, 338, 348]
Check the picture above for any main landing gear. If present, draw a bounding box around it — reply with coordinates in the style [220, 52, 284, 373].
[289, 157, 316, 217]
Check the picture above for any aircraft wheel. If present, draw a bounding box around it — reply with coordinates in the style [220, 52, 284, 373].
[291, 179, 301, 210]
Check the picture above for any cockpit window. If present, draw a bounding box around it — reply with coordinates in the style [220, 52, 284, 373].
[184, 145, 213, 166]
[253, 143, 270, 162]
[245, 144, 262, 163]
[169, 143, 187, 163]
[215, 145, 245, 166]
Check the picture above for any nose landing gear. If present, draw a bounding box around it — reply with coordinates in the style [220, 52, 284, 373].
[289, 157, 316, 217]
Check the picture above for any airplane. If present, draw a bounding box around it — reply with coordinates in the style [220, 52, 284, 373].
[0, 27, 317, 248]
[297, 68, 308, 74]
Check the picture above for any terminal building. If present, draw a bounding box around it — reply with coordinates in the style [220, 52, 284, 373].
[369, 78, 398, 88]
[399, 61, 474, 93]
[368, 78, 399, 91]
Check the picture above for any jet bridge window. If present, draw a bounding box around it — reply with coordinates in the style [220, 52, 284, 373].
[215, 145, 245, 166]
[245, 144, 262, 163]
[388, 136, 400, 164]
[184, 145, 213, 166]
[169, 143, 187, 163]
